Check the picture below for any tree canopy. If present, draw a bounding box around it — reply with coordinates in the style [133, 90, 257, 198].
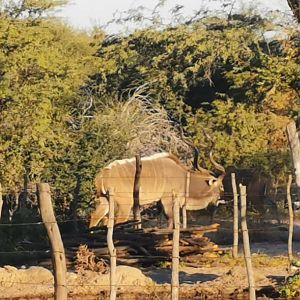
[0, 0, 299, 220]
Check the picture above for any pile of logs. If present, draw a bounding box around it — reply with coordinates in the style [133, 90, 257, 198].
[62, 223, 223, 266]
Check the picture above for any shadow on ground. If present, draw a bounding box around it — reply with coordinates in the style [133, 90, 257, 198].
[144, 268, 219, 284]
[266, 275, 286, 286]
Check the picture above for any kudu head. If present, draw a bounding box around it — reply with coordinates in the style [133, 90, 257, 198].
[89, 196, 109, 229]
[180, 128, 226, 205]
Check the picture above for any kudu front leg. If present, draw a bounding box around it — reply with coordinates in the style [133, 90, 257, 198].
[89, 197, 109, 228]
[115, 204, 131, 225]
[161, 199, 175, 229]
[167, 217, 174, 229]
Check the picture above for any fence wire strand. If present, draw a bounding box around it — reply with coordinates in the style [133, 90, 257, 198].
[0, 177, 298, 299]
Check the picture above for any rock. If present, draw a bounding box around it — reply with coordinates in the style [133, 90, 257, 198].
[3, 265, 17, 272]
[115, 266, 154, 287]
[26, 266, 53, 283]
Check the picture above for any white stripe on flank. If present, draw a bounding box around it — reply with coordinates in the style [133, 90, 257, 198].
[105, 152, 171, 169]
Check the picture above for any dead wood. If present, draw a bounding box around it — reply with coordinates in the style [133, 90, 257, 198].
[144, 223, 220, 235]
[28, 223, 223, 268]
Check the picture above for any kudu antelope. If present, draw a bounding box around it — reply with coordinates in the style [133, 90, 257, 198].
[89, 149, 226, 229]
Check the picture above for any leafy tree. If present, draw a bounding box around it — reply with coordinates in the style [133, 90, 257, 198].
[0, 1, 96, 205]
[0, 0, 299, 226]
[92, 14, 299, 114]
[89, 10, 299, 179]
[188, 100, 291, 179]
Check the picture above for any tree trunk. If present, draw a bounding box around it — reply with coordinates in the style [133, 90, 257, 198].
[133, 154, 142, 229]
[0, 184, 3, 221]
[21, 170, 29, 208]
[232, 173, 239, 259]
[287, 0, 300, 22]
[287, 121, 300, 201]
[71, 175, 81, 232]
[287, 175, 294, 273]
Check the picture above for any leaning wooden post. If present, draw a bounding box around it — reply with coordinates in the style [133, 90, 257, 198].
[232, 173, 239, 258]
[37, 183, 67, 300]
[107, 189, 117, 300]
[287, 121, 300, 202]
[240, 184, 256, 300]
[182, 172, 190, 229]
[171, 192, 180, 300]
[287, 175, 294, 273]
[0, 183, 3, 220]
[133, 154, 142, 229]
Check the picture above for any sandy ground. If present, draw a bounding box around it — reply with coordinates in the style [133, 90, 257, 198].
[1, 217, 299, 299]
[0, 265, 155, 298]
[0, 241, 294, 299]
[145, 241, 292, 285]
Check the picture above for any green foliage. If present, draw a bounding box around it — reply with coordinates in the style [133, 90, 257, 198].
[92, 15, 299, 116]
[1, 0, 68, 19]
[0, 9, 96, 189]
[0, 1, 298, 226]
[90, 12, 299, 179]
[279, 273, 300, 298]
[0, 205, 46, 252]
[189, 100, 291, 178]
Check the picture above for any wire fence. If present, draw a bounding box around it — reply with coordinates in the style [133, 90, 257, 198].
[0, 179, 299, 300]
[0, 194, 298, 227]
[0, 227, 294, 298]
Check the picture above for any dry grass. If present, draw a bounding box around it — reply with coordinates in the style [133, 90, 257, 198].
[94, 86, 194, 162]
[212, 252, 288, 268]
[75, 244, 109, 274]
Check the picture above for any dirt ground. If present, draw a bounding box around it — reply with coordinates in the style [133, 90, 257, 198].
[1, 219, 299, 299]
[144, 240, 295, 298]
[0, 241, 295, 299]
[0, 265, 154, 299]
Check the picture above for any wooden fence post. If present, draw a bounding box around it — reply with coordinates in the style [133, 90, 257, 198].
[37, 183, 67, 300]
[287, 175, 294, 273]
[133, 154, 142, 229]
[71, 174, 81, 232]
[107, 189, 117, 300]
[232, 173, 239, 259]
[171, 192, 180, 300]
[21, 170, 29, 208]
[287, 121, 300, 201]
[182, 172, 190, 229]
[0, 183, 3, 220]
[240, 184, 256, 300]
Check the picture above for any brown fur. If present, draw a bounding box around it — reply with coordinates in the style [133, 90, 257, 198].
[89, 153, 224, 228]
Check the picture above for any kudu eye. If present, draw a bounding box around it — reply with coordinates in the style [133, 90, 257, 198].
[208, 178, 217, 186]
